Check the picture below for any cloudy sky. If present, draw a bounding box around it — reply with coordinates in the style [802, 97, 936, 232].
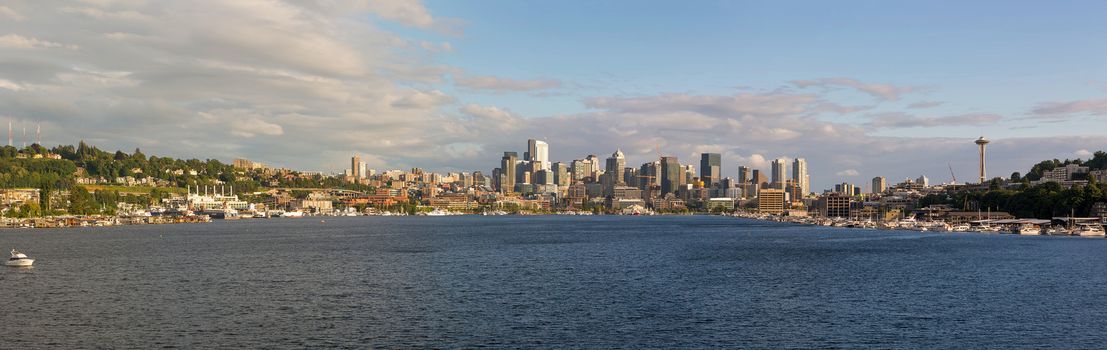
[1, 0, 1105, 191]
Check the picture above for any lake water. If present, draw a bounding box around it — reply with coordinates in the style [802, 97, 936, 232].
[2, 215, 1106, 348]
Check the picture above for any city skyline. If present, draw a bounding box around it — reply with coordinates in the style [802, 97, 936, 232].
[0, 1, 1105, 191]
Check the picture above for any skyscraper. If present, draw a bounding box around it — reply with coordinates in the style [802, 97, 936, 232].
[571, 159, 591, 183]
[700, 153, 721, 186]
[500, 152, 517, 193]
[527, 139, 550, 171]
[792, 158, 808, 196]
[871, 176, 886, 194]
[639, 160, 661, 190]
[350, 155, 361, 179]
[606, 149, 626, 185]
[553, 162, 570, 187]
[661, 156, 681, 195]
[737, 166, 750, 184]
[585, 154, 600, 177]
[771, 158, 787, 189]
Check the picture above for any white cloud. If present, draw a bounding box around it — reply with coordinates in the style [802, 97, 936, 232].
[836, 169, 860, 177]
[1031, 99, 1107, 118]
[907, 101, 943, 109]
[0, 79, 24, 91]
[455, 74, 562, 92]
[1076, 149, 1093, 157]
[866, 112, 1002, 129]
[0, 34, 78, 50]
[792, 77, 917, 101]
[0, 6, 24, 21]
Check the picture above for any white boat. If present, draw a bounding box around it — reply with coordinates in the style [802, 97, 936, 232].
[6, 249, 34, 267]
[1075, 224, 1105, 237]
[1045, 226, 1072, 236]
[1015, 224, 1041, 235]
[424, 209, 451, 216]
[950, 224, 971, 232]
[280, 210, 305, 218]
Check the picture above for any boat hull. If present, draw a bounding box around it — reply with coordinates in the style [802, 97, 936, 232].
[6, 259, 33, 267]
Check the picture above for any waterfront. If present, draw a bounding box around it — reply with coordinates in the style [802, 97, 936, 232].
[3, 216, 1107, 348]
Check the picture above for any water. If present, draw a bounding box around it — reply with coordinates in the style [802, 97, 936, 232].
[2, 215, 1106, 348]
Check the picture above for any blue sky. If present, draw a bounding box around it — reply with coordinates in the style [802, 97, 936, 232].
[430, 0, 1107, 127]
[0, 1, 1105, 191]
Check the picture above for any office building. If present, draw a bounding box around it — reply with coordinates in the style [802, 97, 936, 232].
[758, 189, 786, 214]
[527, 139, 550, 171]
[553, 162, 571, 187]
[737, 166, 750, 184]
[700, 153, 721, 186]
[821, 193, 853, 218]
[871, 176, 886, 194]
[350, 155, 361, 179]
[500, 152, 517, 193]
[661, 156, 681, 195]
[606, 150, 626, 185]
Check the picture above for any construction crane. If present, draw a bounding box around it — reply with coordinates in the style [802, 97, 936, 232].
[948, 163, 957, 184]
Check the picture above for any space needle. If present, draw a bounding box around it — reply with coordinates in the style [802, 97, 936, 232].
[975, 136, 990, 184]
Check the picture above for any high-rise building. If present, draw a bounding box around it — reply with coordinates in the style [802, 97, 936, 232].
[871, 176, 886, 194]
[358, 162, 368, 179]
[661, 156, 681, 195]
[737, 166, 750, 184]
[571, 159, 592, 183]
[792, 158, 808, 196]
[916, 175, 929, 187]
[682, 165, 696, 186]
[585, 154, 600, 177]
[606, 150, 626, 185]
[699, 153, 721, 187]
[639, 160, 661, 190]
[771, 158, 787, 189]
[553, 162, 571, 187]
[527, 139, 550, 171]
[350, 155, 361, 179]
[500, 152, 517, 193]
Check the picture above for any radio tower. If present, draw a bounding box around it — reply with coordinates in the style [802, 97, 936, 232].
[35, 124, 40, 145]
[7, 121, 11, 147]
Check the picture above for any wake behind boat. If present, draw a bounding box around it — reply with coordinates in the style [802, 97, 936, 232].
[7, 249, 34, 267]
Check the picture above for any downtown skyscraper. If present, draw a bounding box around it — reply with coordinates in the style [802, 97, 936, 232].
[771, 158, 787, 189]
[700, 153, 721, 186]
[527, 139, 550, 171]
[661, 156, 681, 195]
[792, 158, 809, 195]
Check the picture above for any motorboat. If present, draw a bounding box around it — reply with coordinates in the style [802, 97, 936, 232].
[6, 249, 34, 267]
[1075, 224, 1105, 237]
[1045, 226, 1072, 236]
[950, 224, 971, 232]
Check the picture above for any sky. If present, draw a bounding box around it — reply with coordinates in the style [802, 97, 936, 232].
[0, 0, 1105, 191]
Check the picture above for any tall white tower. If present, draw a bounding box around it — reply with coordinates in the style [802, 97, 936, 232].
[975, 136, 990, 184]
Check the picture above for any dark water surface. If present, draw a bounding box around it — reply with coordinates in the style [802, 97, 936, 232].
[2, 215, 1106, 348]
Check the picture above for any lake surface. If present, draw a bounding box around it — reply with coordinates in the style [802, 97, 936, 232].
[2, 215, 1106, 348]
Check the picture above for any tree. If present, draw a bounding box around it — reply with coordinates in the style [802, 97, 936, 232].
[1010, 172, 1021, 181]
